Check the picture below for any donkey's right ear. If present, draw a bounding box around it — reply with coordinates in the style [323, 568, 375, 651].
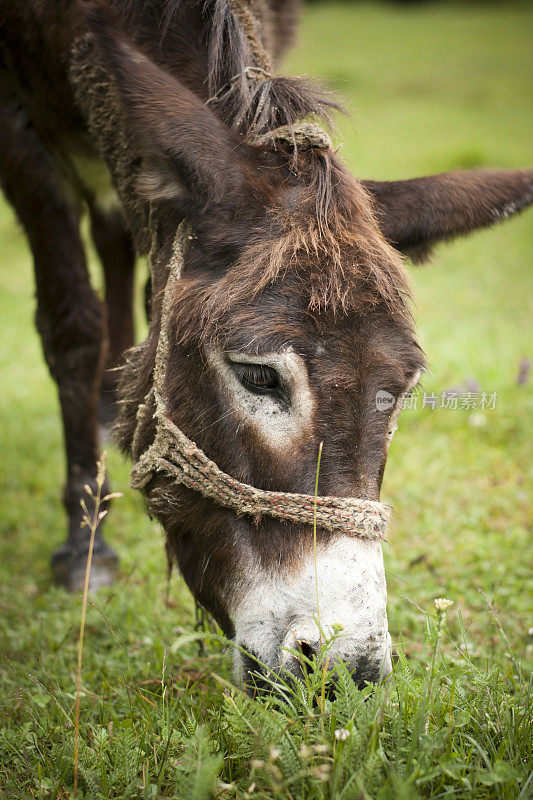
[80, 0, 245, 207]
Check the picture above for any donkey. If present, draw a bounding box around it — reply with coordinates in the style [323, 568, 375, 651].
[1, 0, 531, 689]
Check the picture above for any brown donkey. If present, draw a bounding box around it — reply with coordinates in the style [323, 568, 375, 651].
[0, 0, 531, 689]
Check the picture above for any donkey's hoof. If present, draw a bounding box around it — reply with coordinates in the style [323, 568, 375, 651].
[51, 543, 119, 593]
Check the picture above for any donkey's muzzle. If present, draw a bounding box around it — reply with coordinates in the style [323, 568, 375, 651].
[240, 635, 392, 697]
[238, 618, 392, 696]
[281, 621, 391, 686]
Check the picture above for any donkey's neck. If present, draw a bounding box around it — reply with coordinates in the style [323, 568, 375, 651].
[69, 32, 151, 253]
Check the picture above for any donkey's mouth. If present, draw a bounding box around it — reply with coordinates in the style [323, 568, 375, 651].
[237, 642, 391, 698]
[238, 648, 324, 699]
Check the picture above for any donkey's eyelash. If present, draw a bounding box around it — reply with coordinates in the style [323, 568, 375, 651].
[229, 362, 284, 397]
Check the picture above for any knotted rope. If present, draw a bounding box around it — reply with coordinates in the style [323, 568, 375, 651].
[253, 122, 332, 152]
[130, 223, 391, 540]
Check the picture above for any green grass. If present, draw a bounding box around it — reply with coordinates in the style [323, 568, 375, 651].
[1, 2, 532, 798]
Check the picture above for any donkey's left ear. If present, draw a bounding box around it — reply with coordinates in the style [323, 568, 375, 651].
[79, 0, 247, 210]
[362, 169, 533, 263]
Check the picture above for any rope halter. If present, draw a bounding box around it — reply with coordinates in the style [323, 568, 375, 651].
[130, 223, 392, 541]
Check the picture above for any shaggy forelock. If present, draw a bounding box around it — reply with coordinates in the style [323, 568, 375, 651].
[169, 149, 412, 347]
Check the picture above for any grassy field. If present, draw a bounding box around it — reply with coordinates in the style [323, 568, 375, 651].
[1, 2, 532, 798]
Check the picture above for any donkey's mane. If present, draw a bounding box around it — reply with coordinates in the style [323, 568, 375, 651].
[117, 0, 339, 136]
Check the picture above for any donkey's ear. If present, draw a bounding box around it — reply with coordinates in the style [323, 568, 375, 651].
[362, 169, 533, 263]
[80, 0, 245, 207]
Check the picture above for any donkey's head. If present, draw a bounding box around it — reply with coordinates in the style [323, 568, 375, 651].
[84, 1, 533, 690]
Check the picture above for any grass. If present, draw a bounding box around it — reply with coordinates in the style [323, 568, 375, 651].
[0, 2, 532, 797]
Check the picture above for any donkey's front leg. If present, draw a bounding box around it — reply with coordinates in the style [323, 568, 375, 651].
[89, 203, 136, 434]
[34, 206, 119, 591]
[0, 89, 118, 591]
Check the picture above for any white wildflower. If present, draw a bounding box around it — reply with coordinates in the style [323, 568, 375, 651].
[269, 746, 281, 762]
[299, 743, 311, 760]
[312, 764, 331, 782]
[434, 598, 454, 612]
[334, 728, 351, 742]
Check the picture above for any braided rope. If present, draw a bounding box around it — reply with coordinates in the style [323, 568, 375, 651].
[130, 223, 391, 540]
[226, 0, 274, 72]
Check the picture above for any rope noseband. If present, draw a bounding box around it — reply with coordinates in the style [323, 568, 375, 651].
[130, 224, 391, 541]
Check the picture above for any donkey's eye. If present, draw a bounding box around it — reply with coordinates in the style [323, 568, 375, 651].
[232, 363, 281, 395]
